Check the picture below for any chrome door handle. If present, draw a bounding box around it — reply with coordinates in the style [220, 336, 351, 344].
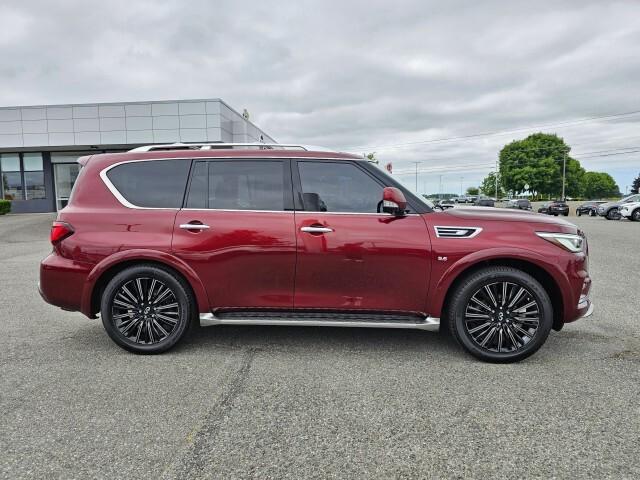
[300, 226, 334, 234]
[179, 224, 210, 230]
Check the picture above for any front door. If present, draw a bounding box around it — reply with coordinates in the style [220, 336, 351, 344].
[293, 160, 432, 314]
[172, 159, 297, 311]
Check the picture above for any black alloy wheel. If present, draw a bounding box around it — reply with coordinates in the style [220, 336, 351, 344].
[632, 209, 640, 222]
[101, 265, 194, 354]
[576, 209, 582, 216]
[448, 267, 553, 363]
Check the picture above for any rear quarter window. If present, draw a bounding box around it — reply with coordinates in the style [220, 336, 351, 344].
[105, 159, 191, 208]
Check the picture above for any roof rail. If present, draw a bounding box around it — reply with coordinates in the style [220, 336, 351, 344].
[128, 142, 327, 153]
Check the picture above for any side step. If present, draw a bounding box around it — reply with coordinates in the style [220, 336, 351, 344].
[199, 311, 440, 331]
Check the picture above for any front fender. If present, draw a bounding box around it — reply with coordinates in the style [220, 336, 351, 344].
[80, 249, 210, 317]
[427, 246, 571, 318]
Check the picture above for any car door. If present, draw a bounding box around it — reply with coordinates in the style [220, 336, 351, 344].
[172, 158, 296, 311]
[293, 160, 432, 314]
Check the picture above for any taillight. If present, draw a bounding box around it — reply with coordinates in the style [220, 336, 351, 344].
[50, 221, 74, 245]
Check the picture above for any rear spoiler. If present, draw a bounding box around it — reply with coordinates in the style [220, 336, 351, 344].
[77, 155, 93, 167]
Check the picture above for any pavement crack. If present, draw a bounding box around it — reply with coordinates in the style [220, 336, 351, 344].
[161, 347, 259, 480]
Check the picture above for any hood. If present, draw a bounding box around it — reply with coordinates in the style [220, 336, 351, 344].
[439, 206, 576, 227]
[599, 200, 621, 209]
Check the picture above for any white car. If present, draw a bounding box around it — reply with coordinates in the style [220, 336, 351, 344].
[619, 201, 640, 221]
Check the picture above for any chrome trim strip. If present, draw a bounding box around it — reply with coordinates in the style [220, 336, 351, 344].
[434, 226, 483, 239]
[128, 143, 343, 153]
[199, 313, 440, 331]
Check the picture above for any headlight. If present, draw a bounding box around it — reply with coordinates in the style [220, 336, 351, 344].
[536, 232, 584, 253]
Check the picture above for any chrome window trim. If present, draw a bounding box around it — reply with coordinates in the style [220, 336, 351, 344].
[434, 225, 483, 238]
[100, 156, 420, 214]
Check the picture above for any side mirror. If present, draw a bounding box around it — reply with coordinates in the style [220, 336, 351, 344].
[381, 187, 407, 216]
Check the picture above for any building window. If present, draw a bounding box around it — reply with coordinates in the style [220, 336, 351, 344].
[23, 153, 46, 200]
[1, 154, 23, 201]
[0, 152, 46, 201]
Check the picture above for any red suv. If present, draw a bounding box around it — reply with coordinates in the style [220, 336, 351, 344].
[39, 144, 593, 362]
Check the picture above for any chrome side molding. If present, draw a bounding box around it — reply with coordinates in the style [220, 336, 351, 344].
[199, 313, 440, 331]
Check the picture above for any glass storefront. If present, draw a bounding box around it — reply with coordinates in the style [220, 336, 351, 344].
[1, 153, 45, 201]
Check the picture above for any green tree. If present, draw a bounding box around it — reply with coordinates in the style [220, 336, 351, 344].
[631, 173, 640, 194]
[582, 172, 619, 199]
[479, 172, 505, 198]
[466, 187, 479, 196]
[364, 152, 378, 164]
[499, 133, 584, 198]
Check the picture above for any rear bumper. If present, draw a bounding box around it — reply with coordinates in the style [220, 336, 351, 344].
[40, 253, 92, 314]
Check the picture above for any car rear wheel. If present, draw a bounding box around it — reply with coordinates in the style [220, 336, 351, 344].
[576, 210, 581, 216]
[448, 267, 553, 363]
[632, 209, 640, 221]
[100, 265, 194, 354]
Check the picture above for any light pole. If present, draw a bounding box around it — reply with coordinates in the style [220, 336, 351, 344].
[410, 161, 421, 193]
[561, 152, 567, 200]
[439, 175, 443, 199]
[495, 159, 499, 200]
[460, 177, 464, 196]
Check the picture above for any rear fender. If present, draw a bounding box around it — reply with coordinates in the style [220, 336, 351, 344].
[80, 249, 210, 317]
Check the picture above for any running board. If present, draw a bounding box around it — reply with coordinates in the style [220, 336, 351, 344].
[199, 312, 440, 331]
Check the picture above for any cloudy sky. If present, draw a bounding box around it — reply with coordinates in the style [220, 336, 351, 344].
[1, 0, 639, 194]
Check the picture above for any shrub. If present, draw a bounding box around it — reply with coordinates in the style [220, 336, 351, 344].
[0, 199, 11, 215]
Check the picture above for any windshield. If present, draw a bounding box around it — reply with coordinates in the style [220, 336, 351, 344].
[372, 164, 436, 209]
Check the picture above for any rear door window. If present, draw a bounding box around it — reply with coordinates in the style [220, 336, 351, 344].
[186, 160, 287, 211]
[106, 159, 191, 208]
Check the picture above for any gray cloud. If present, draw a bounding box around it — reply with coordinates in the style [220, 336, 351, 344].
[1, 0, 639, 193]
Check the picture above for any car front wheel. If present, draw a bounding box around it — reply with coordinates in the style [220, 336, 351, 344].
[606, 208, 620, 220]
[448, 266, 553, 363]
[576, 210, 581, 216]
[632, 209, 640, 222]
[100, 265, 194, 354]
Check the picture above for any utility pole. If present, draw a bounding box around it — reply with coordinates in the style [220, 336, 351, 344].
[410, 161, 421, 193]
[495, 159, 499, 200]
[439, 175, 443, 199]
[562, 152, 567, 200]
[460, 177, 464, 196]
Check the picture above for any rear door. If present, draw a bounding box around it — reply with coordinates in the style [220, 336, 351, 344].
[292, 160, 432, 313]
[172, 158, 297, 311]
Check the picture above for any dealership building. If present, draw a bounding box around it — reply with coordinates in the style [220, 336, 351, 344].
[0, 99, 275, 213]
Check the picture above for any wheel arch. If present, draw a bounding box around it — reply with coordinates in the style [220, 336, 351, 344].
[81, 250, 210, 318]
[434, 255, 566, 332]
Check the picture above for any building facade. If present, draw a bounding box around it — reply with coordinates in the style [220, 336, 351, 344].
[0, 99, 275, 213]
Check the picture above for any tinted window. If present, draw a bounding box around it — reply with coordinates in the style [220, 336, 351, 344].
[298, 161, 383, 213]
[107, 159, 191, 208]
[186, 160, 285, 211]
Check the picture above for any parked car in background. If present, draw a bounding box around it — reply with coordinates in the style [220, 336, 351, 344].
[619, 201, 640, 221]
[467, 195, 478, 204]
[576, 201, 606, 216]
[39, 142, 593, 363]
[436, 199, 455, 209]
[474, 197, 495, 207]
[538, 201, 569, 216]
[506, 199, 532, 211]
[597, 194, 640, 220]
[455, 195, 468, 203]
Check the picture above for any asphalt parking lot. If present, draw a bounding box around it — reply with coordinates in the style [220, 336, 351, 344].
[1, 213, 638, 479]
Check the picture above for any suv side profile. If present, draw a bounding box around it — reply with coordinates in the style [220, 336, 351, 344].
[40, 143, 593, 363]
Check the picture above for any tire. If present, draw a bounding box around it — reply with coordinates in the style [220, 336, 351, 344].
[447, 266, 553, 363]
[632, 209, 640, 222]
[606, 208, 620, 220]
[576, 210, 581, 216]
[100, 264, 195, 354]
[563, 213, 569, 216]
[589, 209, 596, 217]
